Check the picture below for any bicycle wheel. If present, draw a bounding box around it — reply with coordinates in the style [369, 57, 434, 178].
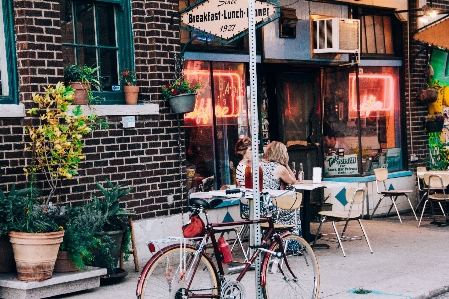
[139, 245, 219, 299]
[262, 234, 320, 299]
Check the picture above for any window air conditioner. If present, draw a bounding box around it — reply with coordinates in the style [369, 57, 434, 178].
[313, 18, 360, 54]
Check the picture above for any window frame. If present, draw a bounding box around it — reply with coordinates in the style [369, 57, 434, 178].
[61, 0, 134, 104]
[0, 0, 18, 104]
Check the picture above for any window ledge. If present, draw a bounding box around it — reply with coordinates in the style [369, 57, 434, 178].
[0, 103, 26, 117]
[68, 103, 159, 116]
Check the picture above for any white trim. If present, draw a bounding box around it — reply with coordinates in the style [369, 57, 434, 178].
[184, 52, 262, 63]
[68, 103, 159, 116]
[0, 103, 26, 117]
[359, 60, 403, 67]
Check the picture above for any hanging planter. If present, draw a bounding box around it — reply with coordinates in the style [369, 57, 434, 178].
[419, 87, 439, 104]
[425, 119, 444, 133]
[168, 93, 196, 114]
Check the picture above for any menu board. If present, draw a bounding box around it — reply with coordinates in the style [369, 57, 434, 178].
[324, 154, 358, 176]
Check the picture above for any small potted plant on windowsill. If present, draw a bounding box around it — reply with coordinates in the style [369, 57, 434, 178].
[64, 64, 101, 105]
[161, 78, 200, 114]
[120, 68, 139, 105]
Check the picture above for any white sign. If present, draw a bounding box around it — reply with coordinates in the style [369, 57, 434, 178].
[181, 0, 278, 41]
[324, 154, 358, 176]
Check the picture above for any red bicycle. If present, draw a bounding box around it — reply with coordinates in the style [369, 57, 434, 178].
[136, 190, 320, 299]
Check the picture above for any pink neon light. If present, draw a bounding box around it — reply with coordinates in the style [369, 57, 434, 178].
[348, 74, 394, 116]
[183, 70, 243, 124]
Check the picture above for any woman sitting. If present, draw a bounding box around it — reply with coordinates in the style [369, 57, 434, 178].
[260, 141, 301, 236]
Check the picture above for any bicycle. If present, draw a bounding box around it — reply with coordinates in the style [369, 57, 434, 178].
[136, 189, 320, 299]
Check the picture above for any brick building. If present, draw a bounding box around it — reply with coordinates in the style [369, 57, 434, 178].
[0, 0, 448, 246]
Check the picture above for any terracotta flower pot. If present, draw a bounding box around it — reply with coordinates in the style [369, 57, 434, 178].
[54, 250, 78, 273]
[9, 230, 64, 281]
[70, 82, 91, 105]
[168, 93, 196, 114]
[124, 85, 139, 105]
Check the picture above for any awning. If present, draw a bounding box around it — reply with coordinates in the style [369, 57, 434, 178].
[414, 15, 449, 51]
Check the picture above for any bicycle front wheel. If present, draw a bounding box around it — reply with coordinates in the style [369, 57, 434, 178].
[262, 234, 320, 299]
[139, 245, 219, 299]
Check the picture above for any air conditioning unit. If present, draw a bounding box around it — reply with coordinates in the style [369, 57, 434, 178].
[313, 18, 360, 54]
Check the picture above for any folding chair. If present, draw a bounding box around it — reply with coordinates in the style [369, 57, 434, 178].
[415, 166, 428, 214]
[313, 187, 373, 257]
[260, 192, 302, 233]
[370, 168, 418, 223]
[418, 174, 449, 227]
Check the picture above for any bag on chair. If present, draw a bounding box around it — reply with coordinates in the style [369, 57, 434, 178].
[182, 215, 206, 238]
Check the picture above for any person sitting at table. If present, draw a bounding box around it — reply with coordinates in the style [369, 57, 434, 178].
[260, 141, 301, 236]
[234, 137, 252, 188]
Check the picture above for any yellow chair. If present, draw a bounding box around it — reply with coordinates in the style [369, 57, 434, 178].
[313, 187, 372, 257]
[370, 168, 418, 223]
[418, 174, 449, 227]
[415, 166, 428, 214]
[261, 192, 302, 232]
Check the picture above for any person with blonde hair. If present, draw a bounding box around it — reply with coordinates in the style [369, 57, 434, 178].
[234, 137, 252, 188]
[261, 141, 301, 235]
[260, 141, 297, 190]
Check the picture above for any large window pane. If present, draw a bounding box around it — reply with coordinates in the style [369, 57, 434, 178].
[323, 66, 401, 176]
[184, 61, 248, 189]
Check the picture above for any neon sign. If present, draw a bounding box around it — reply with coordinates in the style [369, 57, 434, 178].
[184, 70, 243, 125]
[349, 74, 394, 118]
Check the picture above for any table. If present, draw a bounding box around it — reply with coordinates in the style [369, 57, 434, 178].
[416, 170, 449, 177]
[293, 180, 346, 242]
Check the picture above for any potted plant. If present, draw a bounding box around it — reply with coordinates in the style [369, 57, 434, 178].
[4, 184, 64, 281]
[25, 82, 108, 206]
[64, 64, 101, 105]
[0, 186, 32, 273]
[90, 179, 133, 275]
[161, 78, 200, 114]
[424, 113, 446, 133]
[120, 68, 139, 105]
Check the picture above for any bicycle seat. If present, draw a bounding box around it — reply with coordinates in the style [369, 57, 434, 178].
[188, 198, 223, 210]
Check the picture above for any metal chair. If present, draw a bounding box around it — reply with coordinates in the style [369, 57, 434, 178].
[260, 192, 303, 233]
[370, 168, 418, 223]
[313, 187, 373, 257]
[418, 174, 449, 227]
[415, 166, 428, 214]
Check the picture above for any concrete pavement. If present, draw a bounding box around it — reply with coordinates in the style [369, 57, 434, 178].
[46, 213, 449, 299]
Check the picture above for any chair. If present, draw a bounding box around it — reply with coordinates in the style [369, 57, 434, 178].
[415, 166, 428, 214]
[313, 187, 373, 257]
[260, 192, 302, 233]
[370, 168, 418, 223]
[418, 174, 449, 227]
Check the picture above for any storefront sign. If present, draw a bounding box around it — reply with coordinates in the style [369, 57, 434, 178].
[180, 0, 279, 43]
[324, 154, 358, 176]
[385, 148, 402, 171]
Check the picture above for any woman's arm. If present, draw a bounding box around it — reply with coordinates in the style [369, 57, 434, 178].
[274, 164, 297, 185]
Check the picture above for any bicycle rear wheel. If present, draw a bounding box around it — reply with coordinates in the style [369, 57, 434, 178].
[139, 245, 219, 299]
[262, 235, 320, 299]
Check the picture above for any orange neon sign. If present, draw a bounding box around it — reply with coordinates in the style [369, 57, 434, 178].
[183, 70, 243, 125]
[349, 74, 394, 117]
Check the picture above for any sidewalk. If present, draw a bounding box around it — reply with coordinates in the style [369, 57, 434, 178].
[48, 214, 449, 299]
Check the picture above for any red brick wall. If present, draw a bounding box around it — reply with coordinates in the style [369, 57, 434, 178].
[0, 0, 186, 221]
[406, 0, 449, 171]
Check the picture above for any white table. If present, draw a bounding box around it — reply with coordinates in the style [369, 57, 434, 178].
[293, 180, 347, 242]
[416, 170, 449, 177]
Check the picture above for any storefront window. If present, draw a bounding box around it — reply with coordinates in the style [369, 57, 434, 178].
[184, 61, 248, 190]
[323, 66, 402, 177]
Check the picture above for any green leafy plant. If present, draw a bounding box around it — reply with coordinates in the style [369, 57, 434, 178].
[161, 78, 200, 100]
[425, 112, 446, 122]
[427, 131, 449, 170]
[120, 68, 137, 86]
[25, 82, 108, 205]
[0, 184, 61, 234]
[64, 64, 101, 90]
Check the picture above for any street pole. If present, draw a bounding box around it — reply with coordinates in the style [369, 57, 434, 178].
[247, 0, 262, 297]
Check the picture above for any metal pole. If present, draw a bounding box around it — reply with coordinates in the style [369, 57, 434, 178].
[247, 0, 262, 297]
